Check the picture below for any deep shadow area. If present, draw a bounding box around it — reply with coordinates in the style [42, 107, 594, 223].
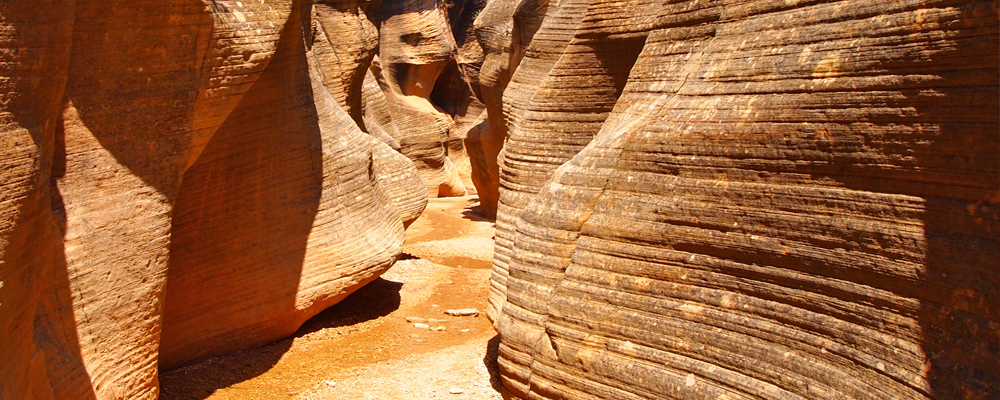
[158, 339, 293, 400]
[295, 277, 403, 337]
[158, 277, 403, 400]
[461, 203, 495, 222]
[484, 334, 503, 394]
[814, 6, 999, 397]
[67, 0, 209, 196]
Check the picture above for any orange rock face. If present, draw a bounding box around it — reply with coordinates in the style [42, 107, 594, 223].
[479, 0, 1000, 399]
[0, 0, 427, 398]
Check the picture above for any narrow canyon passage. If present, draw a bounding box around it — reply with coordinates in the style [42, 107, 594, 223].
[158, 196, 501, 400]
[2, 2, 995, 399]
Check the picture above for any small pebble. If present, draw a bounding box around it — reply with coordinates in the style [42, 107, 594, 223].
[413, 323, 429, 329]
[445, 308, 479, 317]
[431, 326, 446, 331]
[460, 329, 470, 332]
[449, 388, 464, 394]
[325, 381, 336, 387]
[406, 317, 427, 323]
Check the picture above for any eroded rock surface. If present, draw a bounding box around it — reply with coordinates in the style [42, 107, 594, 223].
[376, 0, 468, 197]
[0, 0, 427, 398]
[485, 0, 1000, 399]
[487, 0, 653, 322]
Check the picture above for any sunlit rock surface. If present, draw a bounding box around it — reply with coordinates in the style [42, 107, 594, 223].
[376, 0, 468, 197]
[484, 0, 1000, 399]
[0, 1, 426, 398]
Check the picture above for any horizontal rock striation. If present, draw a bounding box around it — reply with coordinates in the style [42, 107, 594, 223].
[488, 0, 651, 322]
[489, 0, 999, 399]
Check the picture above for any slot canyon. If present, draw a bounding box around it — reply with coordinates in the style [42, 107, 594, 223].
[0, 0, 997, 399]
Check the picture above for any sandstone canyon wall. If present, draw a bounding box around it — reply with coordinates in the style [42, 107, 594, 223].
[481, 0, 999, 399]
[0, 0, 431, 398]
[375, 0, 470, 197]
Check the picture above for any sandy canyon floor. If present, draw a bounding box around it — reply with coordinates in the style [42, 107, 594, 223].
[159, 196, 502, 400]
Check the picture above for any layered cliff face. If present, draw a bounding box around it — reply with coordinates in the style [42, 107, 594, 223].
[484, 0, 999, 399]
[485, 0, 654, 322]
[0, 0, 428, 398]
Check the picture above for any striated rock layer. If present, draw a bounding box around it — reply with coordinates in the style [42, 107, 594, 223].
[489, 0, 1000, 399]
[0, 0, 427, 398]
[487, 0, 653, 321]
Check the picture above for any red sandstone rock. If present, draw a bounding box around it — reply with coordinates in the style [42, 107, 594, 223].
[0, 1, 426, 398]
[467, 0, 522, 218]
[0, 2, 75, 399]
[487, 1, 1000, 399]
[376, 0, 468, 197]
[361, 64, 405, 151]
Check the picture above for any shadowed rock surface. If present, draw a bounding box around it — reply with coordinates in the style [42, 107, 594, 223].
[465, 0, 526, 217]
[0, 0, 427, 398]
[485, 0, 1000, 399]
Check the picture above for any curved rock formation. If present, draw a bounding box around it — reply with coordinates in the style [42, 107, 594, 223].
[160, 0, 419, 370]
[376, 0, 468, 197]
[491, 1, 999, 399]
[487, 0, 651, 322]
[468, 0, 521, 217]
[310, 0, 382, 127]
[1, 0, 427, 398]
[361, 64, 405, 151]
[431, 59, 484, 196]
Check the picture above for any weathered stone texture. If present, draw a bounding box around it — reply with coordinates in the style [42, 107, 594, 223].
[376, 0, 469, 197]
[0, 2, 75, 399]
[487, 0, 651, 323]
[161, 0, 412, 370]
[488, 0, 1000, 399]
[361, 64, 405, 150]
[0, 0, 427, 398]
[466, 0, 523, 217]
[310, 0, 382, 128]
